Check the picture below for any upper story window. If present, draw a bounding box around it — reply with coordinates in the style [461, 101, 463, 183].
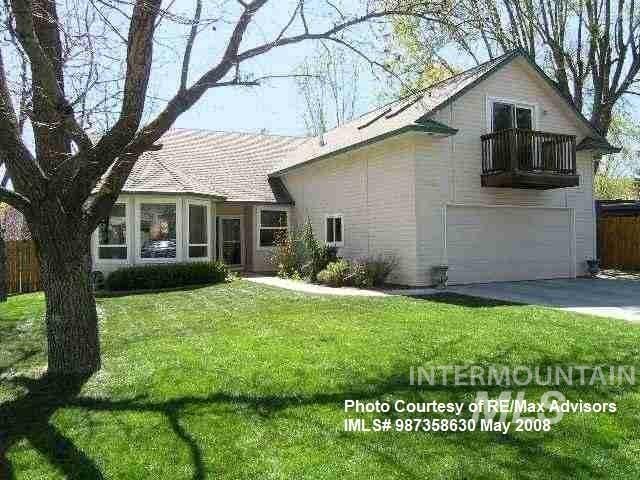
[258, 208, 288, 248]
[325, 214, 344, 247]
[188, 203, 208, 258]
[140, 203, 177, 259]
[492, 101, 533, 132]
[98, 203, 127, 260]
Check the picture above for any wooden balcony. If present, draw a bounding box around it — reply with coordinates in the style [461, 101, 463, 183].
[481, 129, 579, 189]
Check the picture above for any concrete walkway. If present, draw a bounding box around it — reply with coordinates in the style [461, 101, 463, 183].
[246, 275, 640, 322]
[245, 276, 438, 297]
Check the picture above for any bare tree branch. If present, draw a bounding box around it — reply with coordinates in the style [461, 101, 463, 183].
[85, 1, 444, 224]
[0, 48, 45, 194]
[179, 0, 202, 91]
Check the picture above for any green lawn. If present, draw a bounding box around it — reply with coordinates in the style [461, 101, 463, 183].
[1, 280, 640, 479]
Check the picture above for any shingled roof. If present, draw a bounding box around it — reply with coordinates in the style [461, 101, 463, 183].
[122, 129, 307, 203]
[270, 50, 616, 176]
[119, 51, 617, 201]
[124, 153, 225, 198]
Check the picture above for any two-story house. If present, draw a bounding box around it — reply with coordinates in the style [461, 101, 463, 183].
[92, 50, 618, 286]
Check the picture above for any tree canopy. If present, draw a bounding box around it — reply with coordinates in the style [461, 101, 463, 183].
[387, 0, 640, 143]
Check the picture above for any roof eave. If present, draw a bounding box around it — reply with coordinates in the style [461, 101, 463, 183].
[417, 49, 612, 147]
[270, 123, 457, 177]
[579, 145, 621, 155]
[415, 50, 521, 125]
[576, 137, 621, 155]
[121, 189, 227, 200]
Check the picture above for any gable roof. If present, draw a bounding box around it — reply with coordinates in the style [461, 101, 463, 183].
[124, 153, 226, 198]
[121, 129, 307, 203]
[270, 50, 617, 176]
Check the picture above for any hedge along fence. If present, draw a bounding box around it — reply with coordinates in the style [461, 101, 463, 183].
[4, 240, 41, 294]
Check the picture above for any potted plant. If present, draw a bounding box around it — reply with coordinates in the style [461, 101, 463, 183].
[586, 259, 600, 277]
[432, 265, 449, 289]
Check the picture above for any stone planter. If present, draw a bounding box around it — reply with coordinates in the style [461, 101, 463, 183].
[432, 265, 449, 289]
[586, 259, 600, 277]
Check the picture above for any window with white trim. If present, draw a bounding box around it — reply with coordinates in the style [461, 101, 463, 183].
[188, 203, 208, 258]
[491, 101, 534, 132]
[140, 203, 177, 259]
[98, 203, 127, 259]
[325, 214, 343, 247]
[258, 208, 288, 248]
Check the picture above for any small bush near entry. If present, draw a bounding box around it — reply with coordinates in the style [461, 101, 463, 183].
[267, 218, 337, 281]
[350, 255, 398, 288]
[299, 220, 338, 281]
[317, 255, 397, 288]
[316, 259, 351, 287]
[105, 261, 228, 291]
[268, 229, 302, 278]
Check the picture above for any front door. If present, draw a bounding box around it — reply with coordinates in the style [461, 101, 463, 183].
[219, 217, 243, 266]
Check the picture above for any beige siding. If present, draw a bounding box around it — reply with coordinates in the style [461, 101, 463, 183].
[416, 56, 597, 281]
[244, 206, 254, 268]
[283, 135, 419, 285]
[414, 134, 450, 285]
[429, 56, 591, 207]
[282, 58, 597, 284]
[567, 154, 597, 275]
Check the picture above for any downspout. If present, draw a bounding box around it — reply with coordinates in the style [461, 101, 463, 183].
[365, 153, 370, 256]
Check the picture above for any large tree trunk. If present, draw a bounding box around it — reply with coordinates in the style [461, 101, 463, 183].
[591, 102, 615, 174]
[0, 230, 6, 303]
[36, 230, 100, 376]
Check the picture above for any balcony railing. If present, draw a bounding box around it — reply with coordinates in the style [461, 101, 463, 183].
[481, 129, 578, 189]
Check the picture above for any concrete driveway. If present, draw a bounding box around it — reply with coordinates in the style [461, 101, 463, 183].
[448, 277, 640, 321]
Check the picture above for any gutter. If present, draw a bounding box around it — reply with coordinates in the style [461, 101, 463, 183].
[270, 122, 457, 177]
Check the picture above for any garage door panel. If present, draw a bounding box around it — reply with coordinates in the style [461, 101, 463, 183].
[447, 206, 573, 284]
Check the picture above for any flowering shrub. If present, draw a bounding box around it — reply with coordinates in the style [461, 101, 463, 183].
[316, 259, 351, 287]
[267, 219, 336, 280]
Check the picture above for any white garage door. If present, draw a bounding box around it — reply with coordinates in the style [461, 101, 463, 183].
[446, 205, 574, 284]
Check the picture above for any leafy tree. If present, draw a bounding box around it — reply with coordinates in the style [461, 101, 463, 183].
[388, 0, 640, 161]
[594, 174, 639, 199]
[599, 108, 640, 177]
[296, 44, 361, 136]
[384, 11, 459, 96]
[0, 0, 444, 376]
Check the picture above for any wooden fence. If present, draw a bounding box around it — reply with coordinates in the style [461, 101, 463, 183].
[597, 216, 640, 270]
[5, 240, 41, 294]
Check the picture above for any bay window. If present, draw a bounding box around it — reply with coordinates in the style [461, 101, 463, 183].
[188, 203, 209, 258]
[98, 203, 127, 260]
[258, 208, 288, 248]
[140, 203, 177, 259]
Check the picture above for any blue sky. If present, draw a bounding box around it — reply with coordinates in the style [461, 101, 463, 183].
[142, 1, 383, 137]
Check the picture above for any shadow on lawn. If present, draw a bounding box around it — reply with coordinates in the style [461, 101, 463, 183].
[412, 293, 523, 308]
[0, 371, 213, 480]
[1, 368, 636, 479]
[0, 374, 101, 480]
